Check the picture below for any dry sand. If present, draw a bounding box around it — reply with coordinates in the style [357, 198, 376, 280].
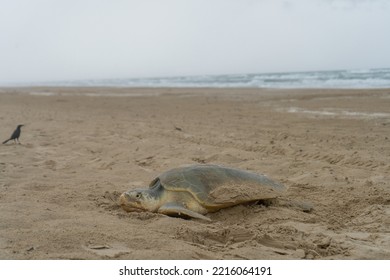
[0, 87, 389, 260]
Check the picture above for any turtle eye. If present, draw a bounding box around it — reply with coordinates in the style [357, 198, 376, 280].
[135, 192, 142, 199]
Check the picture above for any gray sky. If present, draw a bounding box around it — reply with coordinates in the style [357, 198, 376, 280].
[0, 0, 389, 84]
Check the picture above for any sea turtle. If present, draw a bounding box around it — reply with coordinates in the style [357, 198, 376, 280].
[119, 164, 287, 221]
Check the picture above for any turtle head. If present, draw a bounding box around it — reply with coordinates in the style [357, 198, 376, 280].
[119, 189, 160, 213]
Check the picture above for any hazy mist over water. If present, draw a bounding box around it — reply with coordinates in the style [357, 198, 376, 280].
[1, 0, 389, 85]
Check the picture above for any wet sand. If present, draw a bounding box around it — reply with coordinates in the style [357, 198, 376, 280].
[0, 87, 389, 259]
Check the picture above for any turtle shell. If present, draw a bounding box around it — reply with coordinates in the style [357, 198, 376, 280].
[151, 164, 286, 210]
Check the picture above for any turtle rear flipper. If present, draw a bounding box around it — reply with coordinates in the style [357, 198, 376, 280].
[158, 202, 211, 221]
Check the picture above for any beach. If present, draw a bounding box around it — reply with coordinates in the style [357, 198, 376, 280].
[0, 87, 389, 259]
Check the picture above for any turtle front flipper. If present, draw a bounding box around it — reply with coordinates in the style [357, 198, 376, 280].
[158, 202, 211, 221]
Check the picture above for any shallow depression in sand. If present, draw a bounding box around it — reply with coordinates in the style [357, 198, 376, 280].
[286, 107, 390, 119]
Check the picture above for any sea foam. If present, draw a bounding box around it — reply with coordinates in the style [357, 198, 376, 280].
[6, 68, 390, 89]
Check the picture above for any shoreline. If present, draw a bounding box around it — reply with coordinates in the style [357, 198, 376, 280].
[1, 86, 389, 101]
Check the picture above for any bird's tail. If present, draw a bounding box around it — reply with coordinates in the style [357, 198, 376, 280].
[2, 139, 10, 144]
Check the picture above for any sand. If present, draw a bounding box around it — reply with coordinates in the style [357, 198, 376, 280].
[0, 87, 389, 260]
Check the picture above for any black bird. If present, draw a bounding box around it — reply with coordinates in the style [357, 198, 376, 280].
[3, 124, 24, 144]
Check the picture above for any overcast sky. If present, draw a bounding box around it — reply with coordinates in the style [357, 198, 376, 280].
[0, 0, 389, 84]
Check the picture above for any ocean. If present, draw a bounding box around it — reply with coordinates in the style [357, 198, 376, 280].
[10, 68, 390, 89]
